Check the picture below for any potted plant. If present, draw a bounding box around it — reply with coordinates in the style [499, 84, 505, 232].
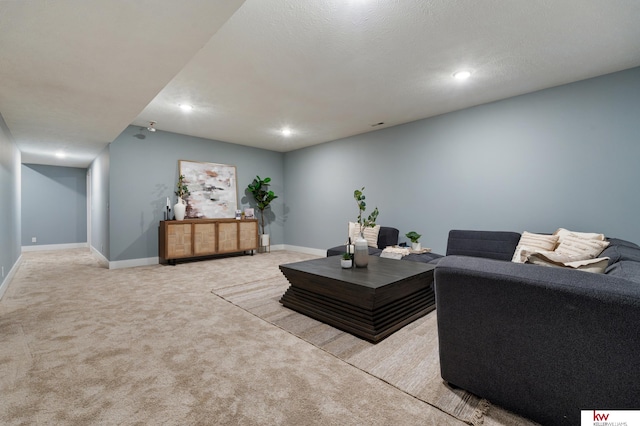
[247, 175, 278, 248]
[174, 174, 190, 220]
[341, 252, 353, 269]
[406, 231, 422, 251]
[353, 187, 379, 268]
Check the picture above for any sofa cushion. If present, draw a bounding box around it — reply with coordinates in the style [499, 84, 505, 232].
[446, 230, 521, 261]
[512, 232, 559, 263]
[605, 261, 640, 284]
[600, 244, 640, 266]
[606, 237, 640, 249]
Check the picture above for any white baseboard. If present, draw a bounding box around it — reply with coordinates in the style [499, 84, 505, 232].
[90, 245, 109, 268]
[0, 254, 22, 301]
[95, 244, 322, 270]
[109, 257, 159, 270]
[282, 245, 326, 257]
[22, 242, 88, 252]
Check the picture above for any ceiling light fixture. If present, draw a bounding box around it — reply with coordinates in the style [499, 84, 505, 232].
[55, 151, 66, 159]
[179, 104, 193, 112]
[281, 128, 292, 137]
[453, 70, 471, 80]
[147, 121, 157, 132]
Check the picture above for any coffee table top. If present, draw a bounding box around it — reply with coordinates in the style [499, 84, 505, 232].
[279, 255, 435, 289]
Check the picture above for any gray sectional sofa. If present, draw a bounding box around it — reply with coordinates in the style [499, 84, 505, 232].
[434, 230, 640, 425]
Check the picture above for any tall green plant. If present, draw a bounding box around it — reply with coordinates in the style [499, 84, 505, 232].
[354, 187, 379, 234]
[247, 176, 278, 235]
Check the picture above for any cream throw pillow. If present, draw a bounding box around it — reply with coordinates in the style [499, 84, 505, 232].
[553, 228, 605, 242]
[348, 222, 380, 248]
[554, 234, 609, 260]
[525, 251, 609, 274]
[512, 232, 559, 263]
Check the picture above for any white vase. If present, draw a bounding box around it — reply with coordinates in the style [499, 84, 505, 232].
[174, 198, 186, 221]
[260, 234, 270, 247]
[341, 258, 353, 269]
[411, 242, 421, 251]
[354, 233, 369, 268]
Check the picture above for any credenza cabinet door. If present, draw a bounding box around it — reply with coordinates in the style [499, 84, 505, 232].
[239, 220, 258, 250]
[166, 223, 192, 258]
[193, 223, 217, 255]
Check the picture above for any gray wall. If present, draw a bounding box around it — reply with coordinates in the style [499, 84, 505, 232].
[0, 113, 21, 289]
[89, 145, 110, 258]
[284, 67, 640, 254]
[21, 164, 87, 246]
[108, 125, 284, 261]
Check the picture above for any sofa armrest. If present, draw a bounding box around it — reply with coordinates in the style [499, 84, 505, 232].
[434, 256, 640, 425]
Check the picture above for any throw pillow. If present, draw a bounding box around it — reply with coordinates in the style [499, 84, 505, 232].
[348, 222, 380, 248]
[512, 232, 559, 263]
[553, 228, 605, 242]
[554, 234, 609, 260]
[525, 251, 609, 274]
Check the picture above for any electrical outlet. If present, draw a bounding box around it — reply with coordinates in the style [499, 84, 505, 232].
[32, 237, 37, 243]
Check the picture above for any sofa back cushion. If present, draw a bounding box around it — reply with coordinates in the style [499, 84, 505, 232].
[377, 226, 399, 248]
[446, 230, 522, 261]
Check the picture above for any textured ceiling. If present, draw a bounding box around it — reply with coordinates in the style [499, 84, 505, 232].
[2, 0, 640, 167]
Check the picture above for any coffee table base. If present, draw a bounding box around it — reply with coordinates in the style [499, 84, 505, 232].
[280, 285, 435, 343]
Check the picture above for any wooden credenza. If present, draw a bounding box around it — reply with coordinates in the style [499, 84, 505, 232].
[159, 218, 259, 264]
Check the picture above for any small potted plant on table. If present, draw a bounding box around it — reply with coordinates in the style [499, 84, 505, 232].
[341, 252, 353, 268]
[405, 231, 422, 251]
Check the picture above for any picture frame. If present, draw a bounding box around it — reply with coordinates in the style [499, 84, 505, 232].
[244, 208, 255, 219]
[178, 160, 238, 219]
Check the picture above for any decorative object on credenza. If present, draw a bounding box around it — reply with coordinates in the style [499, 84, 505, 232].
[406, 231, 422, 251]
[246, 176, 278, 252]
[178, 160, 238, 219]
[341, 252, 353, 269]
[353, 187, 379, 268]
[174, 174, 190, 221]
[244, 208, 255, 219]
[164, 197, 172, 221]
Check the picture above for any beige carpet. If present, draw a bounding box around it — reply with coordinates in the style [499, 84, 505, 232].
[0, 249, 537, 425]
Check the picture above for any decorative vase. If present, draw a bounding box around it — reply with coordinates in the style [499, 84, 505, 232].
[260, 234, 270, 247]
[354, 232, 369, 268]
[411, 242, 422, 251]
[341, 258, 352, 269]
[174, 198, 186, 221]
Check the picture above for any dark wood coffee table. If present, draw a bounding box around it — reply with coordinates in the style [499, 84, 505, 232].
[279, 256, 436, 343]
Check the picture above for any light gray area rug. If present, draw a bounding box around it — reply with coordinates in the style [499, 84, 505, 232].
[0, 249, 537, 425]
[211, 269, 538, 426]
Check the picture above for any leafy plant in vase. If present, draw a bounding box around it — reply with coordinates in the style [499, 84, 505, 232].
[247, 176, 278, 248]
[174, 174, 190, 221]
[405, 231, 422, 251]
[353, 187, 379, 268]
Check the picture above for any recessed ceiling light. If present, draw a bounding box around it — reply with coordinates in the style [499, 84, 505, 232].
[281, 128, 292, 137]
[179, 104, 193, 112]
[55, 151, 66, 158]
[453, 70, 471, 80]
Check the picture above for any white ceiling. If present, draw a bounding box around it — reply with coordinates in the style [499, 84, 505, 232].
[3, 0, 640, 168]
